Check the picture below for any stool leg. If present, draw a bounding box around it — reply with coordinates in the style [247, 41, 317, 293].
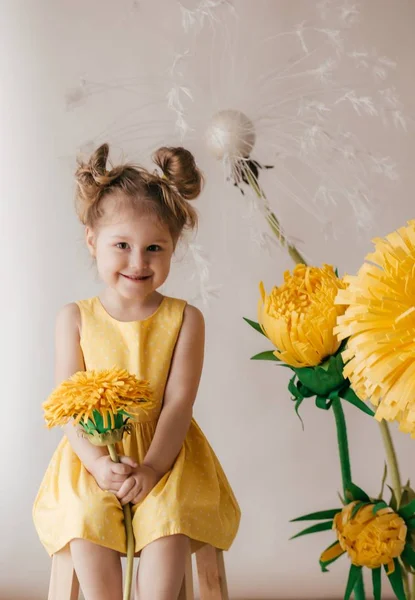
[48, 546, 80, 600]
[196, 546, 229, 600]
[178, 548, 194, 600]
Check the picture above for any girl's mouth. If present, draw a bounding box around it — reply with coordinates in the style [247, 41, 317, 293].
[121, 274, 152, 282]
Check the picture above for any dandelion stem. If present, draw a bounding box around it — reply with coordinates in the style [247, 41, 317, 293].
[243, 163, 307, 264]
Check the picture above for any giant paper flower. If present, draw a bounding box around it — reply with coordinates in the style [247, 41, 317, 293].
[335, 221, 415, 436]
[258, 264, 346, 368]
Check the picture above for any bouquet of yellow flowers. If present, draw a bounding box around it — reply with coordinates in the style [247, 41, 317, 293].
[43, 367, 153, 600]
[246, 222, 415, 599]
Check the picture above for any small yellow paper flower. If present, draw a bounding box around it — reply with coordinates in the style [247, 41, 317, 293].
[335, 221, 415, 435]
[258, 264, 346, 368]
[43, 368, 153, 429]
[330, 501, 407, 573]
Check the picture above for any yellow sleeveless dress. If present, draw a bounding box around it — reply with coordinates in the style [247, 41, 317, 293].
[33, 295, 240, 555]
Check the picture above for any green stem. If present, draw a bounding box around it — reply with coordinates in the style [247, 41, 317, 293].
[378, 421, 402, 506]
[331, 398, 352, 496]
[378, 421, 411, 597]
[331, 398, 365, 600]
[108, 443, 135, 600]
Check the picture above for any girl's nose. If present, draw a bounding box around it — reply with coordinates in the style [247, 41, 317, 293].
[130, 250, 148, 270]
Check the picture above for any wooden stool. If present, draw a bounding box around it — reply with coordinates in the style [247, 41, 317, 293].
[48, 543, 229, 600]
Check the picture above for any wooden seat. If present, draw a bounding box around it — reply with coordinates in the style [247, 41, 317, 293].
[48, 543, 229, 600]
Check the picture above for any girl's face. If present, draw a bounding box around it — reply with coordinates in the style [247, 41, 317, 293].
[86, 203, 175, 301]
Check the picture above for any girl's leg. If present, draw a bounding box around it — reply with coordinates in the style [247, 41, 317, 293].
[135, 534, 189, 600]
[70, 538, 123, 600]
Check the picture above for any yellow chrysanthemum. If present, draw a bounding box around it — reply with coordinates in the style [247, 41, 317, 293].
[258, 264, 346, 368]
[43, 368, 153, 429]
[335, 221, 415, 435]
[326, 501, 407, 573]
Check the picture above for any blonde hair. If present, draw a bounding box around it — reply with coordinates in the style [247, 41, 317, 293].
[75, 143, 203, 242]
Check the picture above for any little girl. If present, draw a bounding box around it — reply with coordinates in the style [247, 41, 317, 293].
[33, 144, 240, 600]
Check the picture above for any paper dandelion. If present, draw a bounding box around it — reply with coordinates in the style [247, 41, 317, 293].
[62, 2, 406, 302]
[335, 220, 415, 438]
[43, 367, 153, 600]
[292, 481, 415, 600]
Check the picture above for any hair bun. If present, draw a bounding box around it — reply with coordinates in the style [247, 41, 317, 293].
[153, 146, 203, 200]
[75, 143, 124, 224]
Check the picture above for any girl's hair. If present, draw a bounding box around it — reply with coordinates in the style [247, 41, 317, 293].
[74, 143, 203, 242]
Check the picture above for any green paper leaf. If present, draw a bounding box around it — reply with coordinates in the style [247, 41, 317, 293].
[243, 317, 266, 336]
[315, 396, 333, 410]
[372, 501, 388, 515]
[344, 565, 362, 600]
[297, 381, 315, 398]
[387, 485, 399, 512]
[372, 567, 382, 600]
[351, 501, 368, 519]
[250, 350, 280, 361]
[378, 462, 388, 500]
[345, 482, 370, 503]
[288, 376, 303, 401]
[405, 516, 415, 529]
[400, 480, 415, 508]
[338, 491, 347, 506]
[294, 398, 305, 429]
[398, 498, 415, 519]
[80, 410, 126, 434]
[340, 387, 375, 417]
[386, 559, 406, 600]
[293, 352, 346, 397]
[290, 520, 333, 540]
[402, 543, 415, 569]
[319, 541, 345, 573]
[291, 509, 340, 522]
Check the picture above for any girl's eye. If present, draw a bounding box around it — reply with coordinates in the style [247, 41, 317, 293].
[147, 245, 162, 252]
[116, 242, 130, 250]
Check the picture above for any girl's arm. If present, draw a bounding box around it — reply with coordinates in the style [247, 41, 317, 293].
[142, 304, 205, 476]
[56, 304, 136, 488]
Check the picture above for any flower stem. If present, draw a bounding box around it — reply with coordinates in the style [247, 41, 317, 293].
[331, 398, 352, 496]
[377, 421, 410, 596]
[265, 210, 307, 265]
[108, 443, 135, 600]
[243, 165, 307, 265]
[331, 397, 365, 600]
[378, 421, 402, 506]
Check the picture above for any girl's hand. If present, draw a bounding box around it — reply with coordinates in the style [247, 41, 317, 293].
[116, 465, 162, 505]
[88, 455, 138, 493]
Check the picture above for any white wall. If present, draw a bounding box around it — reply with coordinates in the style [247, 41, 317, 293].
[1, 1, 415, 598]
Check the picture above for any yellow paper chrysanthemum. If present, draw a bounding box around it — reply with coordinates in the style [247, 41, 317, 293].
[43, 368, 153, 429]
[335, 221, 415, 435]
[327, 501, 407, 574]
[258, 264, 346, 368]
